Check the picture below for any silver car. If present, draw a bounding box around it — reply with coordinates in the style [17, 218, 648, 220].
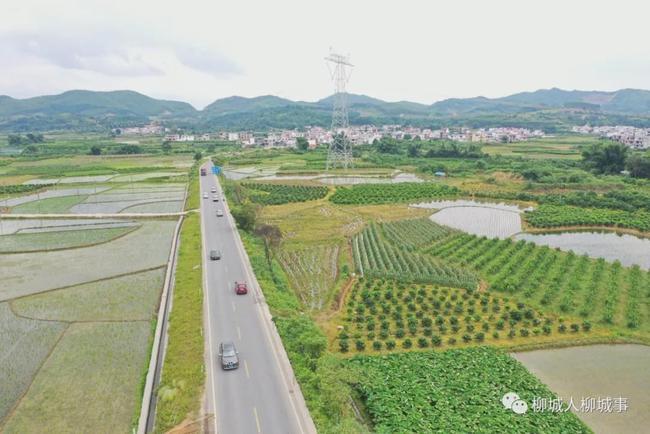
[219, 341, 239, 370]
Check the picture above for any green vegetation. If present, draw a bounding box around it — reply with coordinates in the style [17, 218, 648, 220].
[0, 225, 139, 253]
[155, 215, 203, 432]
[381, 217, 453, 250]
[242, 182, 328, 205]
[350, 347, 590, 433]
[0, 183, 53, 196]
[354, 223, 478, 289]
[337, 279, 591, 354]
[330, 182, 458, 205]
[524, 205, 650, 232]
[427, 230, 650, 335]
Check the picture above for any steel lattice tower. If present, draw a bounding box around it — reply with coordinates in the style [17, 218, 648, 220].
[325, 50, 353, 169]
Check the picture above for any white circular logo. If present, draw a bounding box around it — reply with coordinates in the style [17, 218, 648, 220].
[502, 392, 520, 409]
[512, 399, 529, 414]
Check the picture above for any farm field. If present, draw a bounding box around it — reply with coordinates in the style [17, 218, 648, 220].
[350, 347, 589, 433]
[481, 136, 585, 159]
[524, 204, 650, 232]
[0, 225, 138, 252]
[513, 344, 650, 434]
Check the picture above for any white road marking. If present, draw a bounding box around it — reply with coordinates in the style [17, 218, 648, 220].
[244, 359, 250, 378]
[200, 172, 219, 434]
[231, 301, 236, 312]
[253, 407, 261, 433]
[237, 326, 242, 340]
[217, 176, 307, 434]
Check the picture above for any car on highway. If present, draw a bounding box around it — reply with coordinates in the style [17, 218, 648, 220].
[234, 281, 248, 295]
[212, 195, 219, 202]
[203, 192, 208, 199]
[218, 341, 239, 370]
[211, 187, 217, 193]
[216, 209, 224, 217]
[210, 249, 221, 260]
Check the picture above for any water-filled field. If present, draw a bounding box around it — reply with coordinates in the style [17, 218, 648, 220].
[0, 219, 176, 301]
[514, 231, 650, 269]
[430, 206, 522, 238]
[513, 344, 650, 434]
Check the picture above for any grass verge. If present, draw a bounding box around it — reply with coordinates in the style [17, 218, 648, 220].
[154, 213, 203, 432]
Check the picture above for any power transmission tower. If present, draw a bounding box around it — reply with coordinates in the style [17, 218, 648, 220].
[325, 50, 353, 170]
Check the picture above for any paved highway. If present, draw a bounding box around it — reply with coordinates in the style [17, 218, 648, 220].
[199, 163, 313, 434]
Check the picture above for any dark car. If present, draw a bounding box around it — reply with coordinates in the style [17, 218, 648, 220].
[219, 341, 239, 370]
[210, 250, 221, 260]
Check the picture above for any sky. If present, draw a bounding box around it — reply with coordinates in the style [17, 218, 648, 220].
[1, 0, 649, 109]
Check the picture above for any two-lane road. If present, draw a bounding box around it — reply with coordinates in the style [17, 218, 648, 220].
[199, 163, 312, 434]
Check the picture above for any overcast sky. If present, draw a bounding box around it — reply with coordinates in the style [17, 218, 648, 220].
[1, 0, 649, 109]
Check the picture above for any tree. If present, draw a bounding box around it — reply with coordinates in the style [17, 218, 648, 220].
[162, 142, 172, 154]
[626, 153, 650, 179]
[231, 203, 257, 232]
[90, 145, 102, 155]
[116, 144, 142, 154]
[296, 137, 309, 151]
[254, 224, 283, 250]
[8, 135, 23, 146]
[407, 142, 421, 158]
[582, 142, 629, 174]
[22, 145, 38, 154]
[194, 151, 203, 161]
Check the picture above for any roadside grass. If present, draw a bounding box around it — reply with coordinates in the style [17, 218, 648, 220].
[0, 225, 139, 253]
[184, 160, 201, 211]
[12, 268, 165, 322]
[2, 321, 151, 434]
[154, 213, 204, 433]
[0, 303, 67, 423]
[10, 194, 88, 213]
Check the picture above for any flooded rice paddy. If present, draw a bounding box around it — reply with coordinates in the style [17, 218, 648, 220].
[513, 344, 650, 434]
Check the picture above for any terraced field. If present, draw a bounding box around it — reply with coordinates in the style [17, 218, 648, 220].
[0, 218, 176, 432]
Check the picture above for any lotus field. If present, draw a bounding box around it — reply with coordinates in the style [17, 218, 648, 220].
[242, 182, 328, 205]
[337, 279, 591, 354]
[350, 347, 589, 433]
[330, 182, 459, 204]
[524, 205, 650, 232]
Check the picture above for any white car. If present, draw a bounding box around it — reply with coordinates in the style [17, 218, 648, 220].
[216, 209, 224, 217]
[211, 187, 217, 193]
[203, 193, 208, 199]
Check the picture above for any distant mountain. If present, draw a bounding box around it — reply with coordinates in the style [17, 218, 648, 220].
[203, 95, 296, 116]
[2, 87, 650, 132]
[0, 90, 196, 118]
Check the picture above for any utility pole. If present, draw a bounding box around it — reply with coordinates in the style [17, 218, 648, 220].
[325, 50, 354, 170]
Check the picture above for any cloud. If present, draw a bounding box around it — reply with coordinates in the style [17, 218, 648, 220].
[175, 46, 242, 77]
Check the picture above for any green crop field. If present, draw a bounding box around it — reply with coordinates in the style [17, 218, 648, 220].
[330, 182, 459, 205]
[353, 222, 478, 289]
[0, 303, 67, 423]
[242, 182, 329, 205]
[524, 205, 650, 232]
[426, 228, 650, 335]
[335, 279, 594, 354]
[350, 347, 590, 433]
[2, 322, 152, 434]
[0, 225, 139, 252]
[12, 268, 165, 322]
[9, 194, 88, 213]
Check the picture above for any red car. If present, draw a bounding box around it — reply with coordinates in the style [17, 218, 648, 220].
[234, 281, 248, 295]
